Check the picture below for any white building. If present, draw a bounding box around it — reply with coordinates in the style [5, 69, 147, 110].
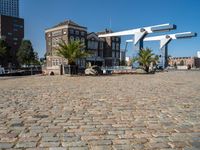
[0, 0, 19, 17]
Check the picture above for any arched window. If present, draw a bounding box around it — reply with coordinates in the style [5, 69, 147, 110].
[70, 36, 74, 42]
[81, 38, 85, 43]
[76, 37, 80, 41]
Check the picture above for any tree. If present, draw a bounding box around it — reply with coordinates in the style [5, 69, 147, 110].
[0, 39, 7, 57]
[152, 55, 160, 66]
[137, 48, 157, 73]
[131, 57, 138, 64]
[32, 52, 41, 65]
[120, 60, 126, 66]
[17, 40, 35, 66]
[0, 39, 10, 66]
[57, 40, 90, 65]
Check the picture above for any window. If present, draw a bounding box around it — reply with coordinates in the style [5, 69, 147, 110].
[52, 37, 62, 47]
[70, 36, 74, 42]
[116, 52, 120, 58]
[81, 38, 85, 43]
[116, 37, 119, 42]
[75, 37, 80, 41]
[81, 32, 85, 36]
[8, 32, 12, 36]
[116, 43, 120, 50]
[52, 59, 61, 66]
[112, 51, 115, 58]
[98, 50, 103, 57]
[88, 40, 98, 49]
[100, 42, 104, 49]
[75, 30, 79, 35]
[70, 29, 74, 34]
[88, 41, 91, 49]
[112, 42, 115, 50]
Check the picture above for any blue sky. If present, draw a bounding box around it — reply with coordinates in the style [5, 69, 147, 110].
[20, 0, 200, 58]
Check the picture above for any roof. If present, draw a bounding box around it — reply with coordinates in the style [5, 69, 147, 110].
[96, 29, 113, 35]
[52, 20, 87, 29]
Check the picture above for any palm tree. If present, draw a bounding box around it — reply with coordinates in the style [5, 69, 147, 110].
[57, 40, 89, 65]
[131, 57, 138, 64]
[137, 48, 157, 73]
[152, 55, 160, 66]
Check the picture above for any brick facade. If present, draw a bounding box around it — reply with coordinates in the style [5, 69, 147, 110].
[169, 57, 194, 67]
[45, 20, 121, 74]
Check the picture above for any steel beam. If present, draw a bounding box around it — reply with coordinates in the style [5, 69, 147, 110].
[126, 32, 197, 68]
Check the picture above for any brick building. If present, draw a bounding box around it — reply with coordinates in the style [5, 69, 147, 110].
[169, 57, 200, 68]
[45, 20, 121, 74]
[0, 15, 24, 66]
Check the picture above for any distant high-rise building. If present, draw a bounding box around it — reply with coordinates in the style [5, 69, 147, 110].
[0, 0, 19, 17]
[0, 15, 24, 66]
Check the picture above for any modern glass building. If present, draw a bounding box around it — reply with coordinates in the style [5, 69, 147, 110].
[0, 0, 19, 17]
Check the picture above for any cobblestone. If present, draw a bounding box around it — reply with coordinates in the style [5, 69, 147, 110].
[0, 71, 200, 149]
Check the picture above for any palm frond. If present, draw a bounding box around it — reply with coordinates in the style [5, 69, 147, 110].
[56, 40, 90, 65]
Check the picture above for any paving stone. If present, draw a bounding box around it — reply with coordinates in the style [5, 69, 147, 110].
[190, 141, 200, 149]
[15, 142, 37, 148]
[0, 142, 14, 149]
[0, 71, 200, 149]
[68, 147, 89, 150]
[62, 141, 87, 147]
[91, 145, 112, 150]
[88, 140, 112, 146]
[41, 136, 60, 142]
[49, 147, 67, 150]
[112, 144, 133, 150]
[39, 142, 60, 147]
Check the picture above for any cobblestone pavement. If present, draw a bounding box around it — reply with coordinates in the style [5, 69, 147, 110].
[0, 71, 200, 150]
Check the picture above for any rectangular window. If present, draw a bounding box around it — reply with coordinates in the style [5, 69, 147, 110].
[112, 51, 115, 58]
[100, 42, 104, 49]
[81, 31, 85, 36]
[116, 52, 120, 58]
[116, 43, 120, 50]
[112, 42, 115, 50]
[75, 30, 79, 35]
[70, 29, 74, 34]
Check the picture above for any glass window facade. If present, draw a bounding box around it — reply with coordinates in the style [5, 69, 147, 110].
[0, 0, 19, 17]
